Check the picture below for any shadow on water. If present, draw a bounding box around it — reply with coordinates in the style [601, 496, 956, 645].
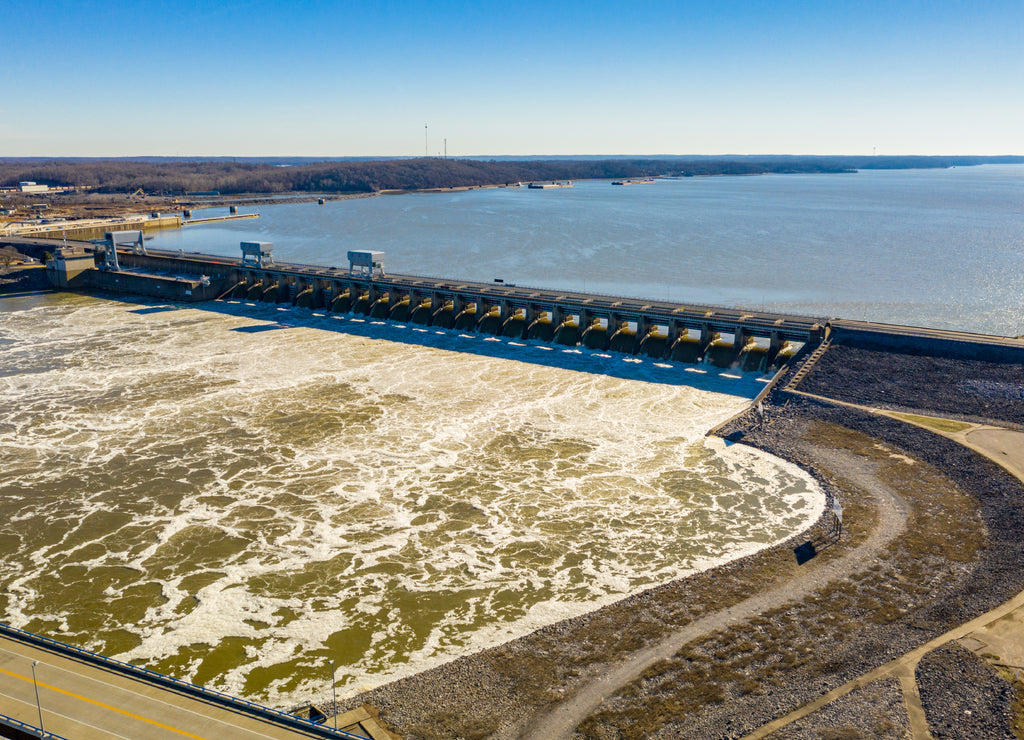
[129, 305, 182, 315]
[87, 293, 777, 394]
[232, 323, 292, 333]
[0, 289, 56, 299]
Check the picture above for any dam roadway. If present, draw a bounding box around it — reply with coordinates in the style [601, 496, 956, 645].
[44, 237, 1024, 366]
[0, 625, 362, 740]
[161, 246, 825, 342]
[85, 244, 829, 372]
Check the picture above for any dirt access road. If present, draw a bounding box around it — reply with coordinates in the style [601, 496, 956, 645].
[524, 408, 1024, 740]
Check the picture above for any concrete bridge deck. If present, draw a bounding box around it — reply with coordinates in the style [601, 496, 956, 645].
[0, 626, 361, 740]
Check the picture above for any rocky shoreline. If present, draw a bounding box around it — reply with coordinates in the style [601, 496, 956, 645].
[799, 341, 1024, 428]
[916, 642, 1017, 740]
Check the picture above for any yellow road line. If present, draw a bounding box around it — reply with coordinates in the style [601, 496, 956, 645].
[0, 666, 210, 740]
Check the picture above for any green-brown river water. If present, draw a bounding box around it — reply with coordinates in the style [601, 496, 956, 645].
[0, 290, 822, 707]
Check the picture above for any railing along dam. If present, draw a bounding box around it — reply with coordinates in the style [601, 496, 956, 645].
[83, 246, 829, 371]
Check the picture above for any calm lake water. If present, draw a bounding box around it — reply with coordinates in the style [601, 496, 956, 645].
[149, 164, 1024, 336]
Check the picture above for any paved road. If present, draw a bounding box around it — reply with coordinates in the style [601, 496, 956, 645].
[829, 317, 1024, 346]
[0, 633, 340, 740]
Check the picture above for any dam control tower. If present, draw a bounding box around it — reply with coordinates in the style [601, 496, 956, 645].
[348, 250, 385, 278]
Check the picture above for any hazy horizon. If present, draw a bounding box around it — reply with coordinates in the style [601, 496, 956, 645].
[3, 154, 1023, 162]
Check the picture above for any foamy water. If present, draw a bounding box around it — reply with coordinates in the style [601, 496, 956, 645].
[0, 293, 823, 706]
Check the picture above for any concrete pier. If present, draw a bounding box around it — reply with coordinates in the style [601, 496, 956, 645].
[18, 215, 182, 241]
[183, 213, 259, 226]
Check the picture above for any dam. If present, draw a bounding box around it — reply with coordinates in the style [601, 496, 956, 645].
[16, 230, 1024, 736]
[9, 168, 1024, 738]
[47, 237, 828, 371]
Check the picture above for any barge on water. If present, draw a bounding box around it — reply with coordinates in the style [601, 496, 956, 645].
[527, 181, 574, 189]
[612, 178, 656, 185]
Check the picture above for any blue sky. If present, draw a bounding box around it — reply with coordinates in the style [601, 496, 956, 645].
[3, 0, 1022, 156]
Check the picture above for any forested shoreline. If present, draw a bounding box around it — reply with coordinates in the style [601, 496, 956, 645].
[1, 155, 1020, 195]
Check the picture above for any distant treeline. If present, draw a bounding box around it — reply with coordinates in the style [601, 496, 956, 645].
[1, 155, 1021, 195]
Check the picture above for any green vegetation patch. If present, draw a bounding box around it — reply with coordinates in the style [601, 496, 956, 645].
[889, 411, 974, 434]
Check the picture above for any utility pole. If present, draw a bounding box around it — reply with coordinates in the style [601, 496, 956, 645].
[31, 661, 44, 733]
[328, 659, 337, 730]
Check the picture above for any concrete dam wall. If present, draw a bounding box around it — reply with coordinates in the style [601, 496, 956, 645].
[46, 244, 1024, 373]
[212, 266, 825, 372]
[227, 277, 793, 370]
[53, 245, 831, 371]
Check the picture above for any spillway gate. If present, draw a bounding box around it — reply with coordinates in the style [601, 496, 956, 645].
[83, 245, 830, 369]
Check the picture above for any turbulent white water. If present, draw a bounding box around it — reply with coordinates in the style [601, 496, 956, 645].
[0, 293, 823, 706]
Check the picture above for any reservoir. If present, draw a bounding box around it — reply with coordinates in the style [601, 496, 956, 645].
[1, 164, 1019, 707]
[149, 164, 1024, 337]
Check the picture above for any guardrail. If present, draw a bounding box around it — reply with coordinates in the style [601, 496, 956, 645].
[706, 337, 822, 440]
[0, 623, 367, 740]
[372, 274, 831, 322]
[0, 711, 68, 740]
[141, 248, 831, 324]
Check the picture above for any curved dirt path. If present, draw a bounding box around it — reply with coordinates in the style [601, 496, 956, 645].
[518, 445, 910, 740]
[742, 562, 1024, 740]
[739, 423, 1024, 740]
